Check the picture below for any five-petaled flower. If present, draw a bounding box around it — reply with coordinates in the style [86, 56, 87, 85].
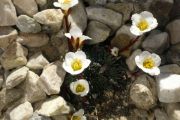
[53, 0, 78, 11]
[70, 79, 89, 97]
[130, 11, 158, 36]
[71, 109, 87, 120]
[135, 51, 161, 76]
[62, 50, 91, 75]
[65, 28, 91, 50]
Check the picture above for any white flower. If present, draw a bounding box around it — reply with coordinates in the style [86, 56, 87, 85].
[62, 50, 91, 75]
[53, 0, 78, 11]
[111, 47, 119, 57]
[71, 109, 86, 120]
[130, 11, 158, 36]
[65, 28, 91, 49]
[70, 79, 89, 97]
[135, 51, 161, 76]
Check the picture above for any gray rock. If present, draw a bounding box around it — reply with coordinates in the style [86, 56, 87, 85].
[51, 30, 68, 56]
[105, 3, 133, 23]
[26, 52, 49, 70]
[166, 43, 180, 65]
[24, 71, 46, 103]
[166, 19, 180, 44]
[154, 109, 169, 120]
[0, 42, 28, 70]
[86, 7, 122, 31]
[39, 61, 66, 95]
[36, 96, 70, 116]
[13, 0, 38, 17]
[160, 64, 180, 74]
[33, 9, 64, 32]
[0, 0, 17, 26]
[52, 115, 68, 120]
[30, 113, 51, 120]
[16, 15, 41, 33]
[142, 32, 169, 54]
[68, 0, 87, 32]
[165, 103, 180, 120]
[9, 101, 33, 120]
[130, 75, 157, 110]
[85, 21, 111, 44]
[18, 33, 49, 47]
[0, 88, 23, 113]
[126, 49, 142, 71]
[35, 0, 47, 7]
[150, 0, 174, 27]
[6, 66, 29, 89]
[84, 0, 107, 5]
[0, 27, 18, 49]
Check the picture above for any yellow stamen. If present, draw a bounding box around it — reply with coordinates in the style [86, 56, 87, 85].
[72, 116, 81, 120]
[76, 84, 85, 93]
[137, 20, 149, 31]
[71, 59, 82, 71]
[63, 0, 71, 4]
[143, 58, 155, 69]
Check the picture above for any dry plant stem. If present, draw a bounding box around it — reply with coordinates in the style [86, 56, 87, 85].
[64, 10, 74, 52]
[119, 36, 140, 53]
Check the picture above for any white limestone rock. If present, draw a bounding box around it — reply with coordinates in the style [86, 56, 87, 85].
[156, 73, 180, 103]
[36, 96, 70, 116]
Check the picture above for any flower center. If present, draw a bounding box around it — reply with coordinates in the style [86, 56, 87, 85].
[71, 59, 82, 71]
[137, 20, 149, 31]
[72, 116, 81, 120]
[76, 84, 85, 93]
[143, 58, 155, 69]
[63, 0, 71, 4]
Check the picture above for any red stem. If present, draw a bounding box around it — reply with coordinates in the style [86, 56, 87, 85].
[119, 36, 140, 53]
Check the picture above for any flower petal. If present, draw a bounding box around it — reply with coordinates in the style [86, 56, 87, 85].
[53, 2, 61, 7]
[130, 25, 143, 36]
[151, 53, 161, 66]
[70, 27, 83, 39]
[140, 11, 153, 18]
[65, 33, 72, 39]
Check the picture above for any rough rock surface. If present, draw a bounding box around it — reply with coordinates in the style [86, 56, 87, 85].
[0, 42, 28, 70]
[0, 0, 17, 26]
[36, 96, 70, 116]
[39, 61, 66, 95]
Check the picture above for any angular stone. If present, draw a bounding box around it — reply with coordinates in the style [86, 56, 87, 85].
[0, 0, 17, 26]
[24, 71, 46, 103]
[142, 32, 169, 54]
[26, 52, 49, 70]
[16, 15, 41, 33]
[13, 0, 38, 17]
[86, 21, 111, 44]
[36, 96, 70, 116]
[6, 66, 29, 89]
[0, 27, 18, 49]
[52, 115, 68, 120]
[165, 103, 180, 120]
[160, 64, 180, 74]
[51, 30, 69, 56]
[35, 0, 47, 7]
[126, 49, 142, 71]
[86, 7, 122, 31]
[9, 101, 33, 120]
[68, 0, 87, 32]
[39, 61, 66, 95]
[130, 75, 157, 110]
[0, 88, 23, 113]
[156, 73, 180, 103]
[105, 3, 134, 23]
[0, 42, 28, 70]
[18, 33, 49, 47]
[33, 9, 64, 32]
[30, 113, 51, 120]
[166, 19, 180, 44]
